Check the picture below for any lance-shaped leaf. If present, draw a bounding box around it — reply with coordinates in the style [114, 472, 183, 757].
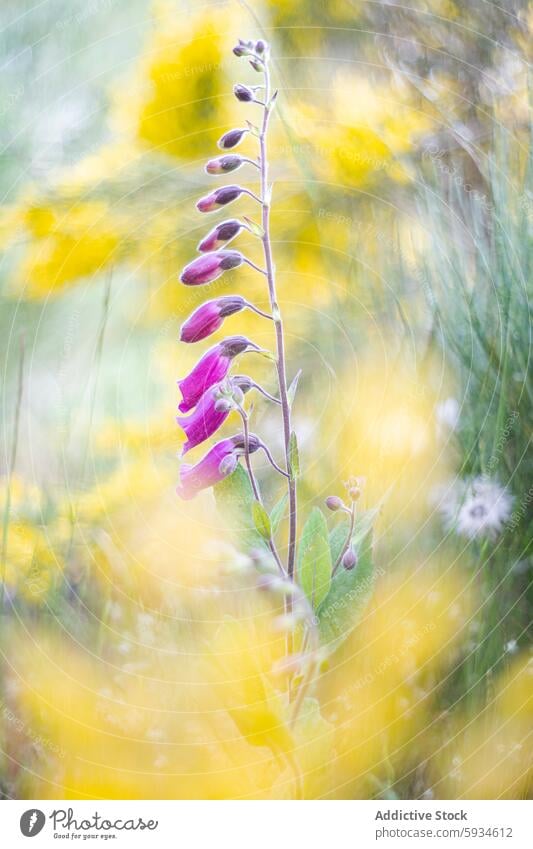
[287, 370, 302, 410]
[297, 507, 332, 608]
[252, 500, 272, 540]
[288, 431, 300, 478]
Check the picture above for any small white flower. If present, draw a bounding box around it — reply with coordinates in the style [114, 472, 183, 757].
[435, 397, 460, 436]
[505, 639, 518, 654]
[434, 476, 513, 540]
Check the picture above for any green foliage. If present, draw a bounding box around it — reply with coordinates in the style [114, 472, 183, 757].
[288, 431, 300, 478]
[317, 529, 374, 647]
[214, 465, 264, 549]
[252, 500, 272, 540]
[297, 507, 332, 608]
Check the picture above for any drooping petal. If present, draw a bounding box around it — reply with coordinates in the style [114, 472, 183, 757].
[177, 385, 229, 454]
[177, 438, 236, 499]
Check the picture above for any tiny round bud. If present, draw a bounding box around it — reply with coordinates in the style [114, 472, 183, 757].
[255, 40, 267, 55]
[325, 495, 344, 512]
[234, 84, 254, 102]
[349, 487, 361, 502]
[342, 548, 358, 571]
[214, 398, 233, 414]
[219, 453, 238, 476]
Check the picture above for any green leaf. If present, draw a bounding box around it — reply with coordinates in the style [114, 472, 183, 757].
[270, 494, 288, 534]
[317, 530, 374, 648]
[214, 465, 265, 549]
[286, 370, 302, 409]
[252, 500, 271, 540]
[297, 507, 332, 609]
[288, 431, 300, 478]
[300, 534, 332, 609]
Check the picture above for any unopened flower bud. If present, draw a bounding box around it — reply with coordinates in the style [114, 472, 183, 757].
[342, 548, 358, 571]
[196, 185, 244, 213]
[349, 487, 361, 502]
[325, 495, 344, 512]
[198, 219, 242, 252]
[180, 250, 243, 285]
[255, 40, 267, 55]
[234, 84, 254, 102]
[218, 128, 248, 150]
[249, 58, 263, 72]
[205, 155, 243, 175]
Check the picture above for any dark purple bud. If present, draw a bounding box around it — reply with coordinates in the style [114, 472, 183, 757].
[196, 185, 244, 213]
[197, 219, 242, 252]
[232, 374, 254, 393]
[218, 128, 248, 150]
[231, 432, 261, 454]
[234, 84, 254, 102]
[342, 548, 358, 571]
[219, 335, 258, 358]
[180, 296, 246, 343]
[325, 495, 344, 512]
[255, 40, 267, 55]
[205, 155, 243, 175]
[233, 46, 247, 57]
[180, 250, 243, 286]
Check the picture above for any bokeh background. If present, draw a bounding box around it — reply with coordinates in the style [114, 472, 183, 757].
[0, 0, 531, 799]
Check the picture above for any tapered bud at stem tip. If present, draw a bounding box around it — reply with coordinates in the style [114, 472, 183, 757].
[342, 548, 358, 571]
[218, 128, 248, 150]
[234, 84, 254, 102]
[326, 495, 344, 512]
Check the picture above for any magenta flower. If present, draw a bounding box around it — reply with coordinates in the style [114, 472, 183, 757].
[177, 433, 260, 499]
[177, 386, 228, 455]
[197, 185, 244, 213]
[180, 296, 246, 343]
[205, 155, 243, 175]
[180, 250, 243, 286]
[197, 220, 242, 252]
[177, 375, 251, 453]
[177, 336, 257, 413]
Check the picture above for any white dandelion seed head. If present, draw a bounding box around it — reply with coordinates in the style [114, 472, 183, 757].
[432, 476, 513, 540]
[441, 476, 514, 540]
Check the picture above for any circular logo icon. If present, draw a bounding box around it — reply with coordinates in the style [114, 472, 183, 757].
[20, 809, 46, 837]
